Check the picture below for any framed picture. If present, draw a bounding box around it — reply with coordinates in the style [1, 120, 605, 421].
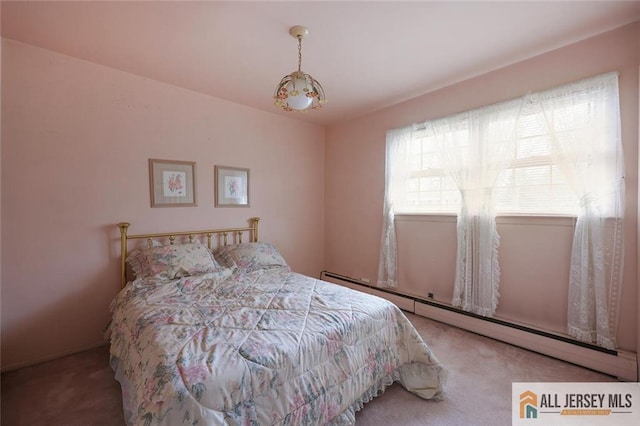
[215, 165, 249, 207]
[149, 159, 196, 207]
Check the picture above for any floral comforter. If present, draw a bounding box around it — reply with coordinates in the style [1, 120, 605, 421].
[109, 267, 446, 425]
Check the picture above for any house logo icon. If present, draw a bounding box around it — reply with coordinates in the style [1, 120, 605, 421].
[520, 390, 538, 419]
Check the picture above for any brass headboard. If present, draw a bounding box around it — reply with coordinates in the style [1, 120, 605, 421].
[117, 217, 260, 288]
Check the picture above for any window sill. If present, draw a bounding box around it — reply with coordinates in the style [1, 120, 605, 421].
[395, 213, 577, 227]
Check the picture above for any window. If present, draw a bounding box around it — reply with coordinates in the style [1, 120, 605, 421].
[495, 105, 578, 215]
[400, 101, 583, 216]
[404, 131, 460, 213]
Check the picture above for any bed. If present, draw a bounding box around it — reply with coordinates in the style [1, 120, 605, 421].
[108, 218, 446, 425]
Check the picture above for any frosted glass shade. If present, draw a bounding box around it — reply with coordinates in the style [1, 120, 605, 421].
[274, 71, 326, 112]
[285, 77, 314, 110]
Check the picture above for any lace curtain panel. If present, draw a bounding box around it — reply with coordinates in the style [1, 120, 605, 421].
[378, 72, 624, 348]
[377, 127, 412, 288]
[535, 72, 624, 349]
[429, 100, 523, 316]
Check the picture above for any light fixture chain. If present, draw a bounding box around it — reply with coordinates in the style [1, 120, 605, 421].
[297, 36, 302, 72]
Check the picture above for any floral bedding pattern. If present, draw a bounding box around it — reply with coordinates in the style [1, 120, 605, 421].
[127, 243, 221, 281]
[109, 267, 446, 425]
[215, 242, 289, 272]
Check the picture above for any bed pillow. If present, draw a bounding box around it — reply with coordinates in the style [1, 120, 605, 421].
[127, 243, 221, 281]
[215, 242, 288, 273]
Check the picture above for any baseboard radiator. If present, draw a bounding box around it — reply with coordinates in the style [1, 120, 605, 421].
[320, 271, 638, 382]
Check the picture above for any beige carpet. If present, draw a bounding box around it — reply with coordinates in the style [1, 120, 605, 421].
[1, 313, 615, 425]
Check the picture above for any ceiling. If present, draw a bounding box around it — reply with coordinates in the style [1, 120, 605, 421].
[2, 1, 640, 126]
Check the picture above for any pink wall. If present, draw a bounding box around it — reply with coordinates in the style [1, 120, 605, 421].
[1, 39, 325, 370]
[325, 23, 639, 352]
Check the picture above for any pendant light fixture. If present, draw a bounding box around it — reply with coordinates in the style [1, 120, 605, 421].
[274, 26, 326, 112]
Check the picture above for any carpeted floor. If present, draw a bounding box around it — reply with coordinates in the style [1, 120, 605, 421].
[1, 313, 616, 426]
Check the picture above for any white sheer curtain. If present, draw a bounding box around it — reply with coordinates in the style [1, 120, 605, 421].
[535, 72, 624, 349]
[377, 126, 412, 288]
[429, 100, 522, 316]
[377, 73, 624, 345]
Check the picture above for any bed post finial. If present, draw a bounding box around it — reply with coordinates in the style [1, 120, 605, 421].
[118, 223, 131, 289]
[250, 217, 260, 242]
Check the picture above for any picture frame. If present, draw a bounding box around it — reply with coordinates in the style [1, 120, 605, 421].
[215, 165, 250, 207]
[149, 159, 197, 207]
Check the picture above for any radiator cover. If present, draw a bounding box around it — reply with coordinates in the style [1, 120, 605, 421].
[321, 271, 637, 381]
